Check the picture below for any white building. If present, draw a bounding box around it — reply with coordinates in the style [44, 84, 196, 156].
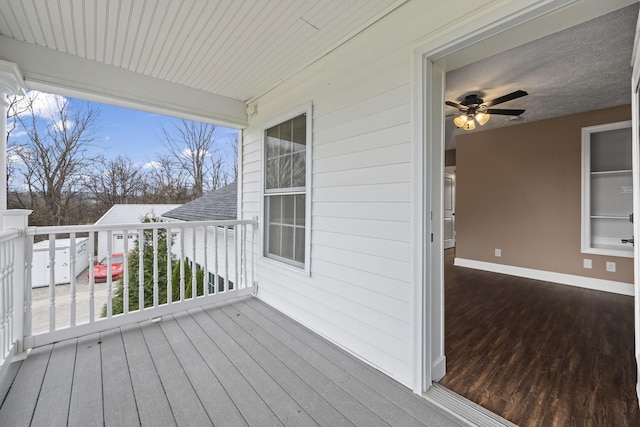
[94, 204, 180, 262]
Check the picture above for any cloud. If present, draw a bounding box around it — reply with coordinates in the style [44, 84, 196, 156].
[9, 90, 65, 118]
[181, 148, 211, 158]
[143, 161, 161, 169]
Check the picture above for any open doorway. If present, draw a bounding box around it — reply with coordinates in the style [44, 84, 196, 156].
[421, 2, 640, 425]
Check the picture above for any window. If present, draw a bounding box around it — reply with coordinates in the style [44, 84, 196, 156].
[581, 120, 633, 257]
[263, 105, 311, 269]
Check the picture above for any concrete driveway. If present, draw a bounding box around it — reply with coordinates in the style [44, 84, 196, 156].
[31, 268, 112, 334]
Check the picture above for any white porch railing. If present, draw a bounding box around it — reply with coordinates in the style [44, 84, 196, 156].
[0, 212, 257, 373]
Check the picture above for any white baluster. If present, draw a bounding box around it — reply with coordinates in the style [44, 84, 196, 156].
[69, 232, 76, 327]
[167, 228, 172, 304]
[138, 229, 144, 310]
[88, 231, 95, 323]
[106, 230, 113, 318]
[153, 228, 158, 308]
[191, 227, 196, 299]
[123, 229, 129, 315]
[48, 235, 55, 332]
[203, 226, 208, 297]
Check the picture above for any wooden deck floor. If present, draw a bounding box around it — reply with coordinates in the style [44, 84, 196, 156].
[439, 249, 640, 426]
[0, 296, 460, 427]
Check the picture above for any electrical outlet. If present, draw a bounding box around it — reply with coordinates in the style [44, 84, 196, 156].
[606, 261, 616, 272]
[495, 248, 501, 257]
[583, 259, 592, 269]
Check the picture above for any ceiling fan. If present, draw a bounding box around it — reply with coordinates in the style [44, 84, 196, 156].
[445, 89, 528, 130]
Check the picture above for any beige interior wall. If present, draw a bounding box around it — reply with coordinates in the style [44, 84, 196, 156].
[456, 105, 633, 284]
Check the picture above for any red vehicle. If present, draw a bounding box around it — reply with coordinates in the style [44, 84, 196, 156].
[92, 253, 126, 282]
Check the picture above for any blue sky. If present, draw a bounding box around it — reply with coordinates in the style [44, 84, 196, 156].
[96, 101, 239, 166]
[10, 90, 239, 168]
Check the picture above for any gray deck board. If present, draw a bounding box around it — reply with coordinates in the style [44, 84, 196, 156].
[0, 296, 462, 427]
[140, 321, 212, 426]
[100, 328, 140, 427]
[213, 303, 358, 427]
[194, 306, 318, 427]
[158, 313, 248, 426]
[0, 345, 51, 427]
[175, 308, 283, 426]
[31, 339, 76, 427]
[68, 333, 103, 427]
[120, 323, 176, 427]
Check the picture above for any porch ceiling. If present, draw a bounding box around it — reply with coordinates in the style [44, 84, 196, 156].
[0, 0, 406, 111]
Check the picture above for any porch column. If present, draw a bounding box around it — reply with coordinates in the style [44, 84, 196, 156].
[0, 60, 26, 210]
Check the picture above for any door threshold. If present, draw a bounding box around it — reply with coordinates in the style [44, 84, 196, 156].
[423, 383, 518, 427]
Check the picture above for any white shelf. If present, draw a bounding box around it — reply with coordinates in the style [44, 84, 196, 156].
[591, 169, 632, 176]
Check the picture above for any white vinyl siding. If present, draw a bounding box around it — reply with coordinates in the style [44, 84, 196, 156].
[241, 1, 470, 386]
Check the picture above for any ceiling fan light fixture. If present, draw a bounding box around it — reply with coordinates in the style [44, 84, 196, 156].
[463, 118, 476, 130]
[453, 114, 468, 128]
[475, 112, 490, 126]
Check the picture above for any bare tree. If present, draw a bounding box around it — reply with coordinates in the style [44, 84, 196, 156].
[12, 91, 100, 226]
[142, 156, 191, 203]
[159, 120, 217, 198]
[87, 155, 146, 210]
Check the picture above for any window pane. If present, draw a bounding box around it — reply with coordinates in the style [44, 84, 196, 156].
[292, 114, 306, 152]
[269, 195, 282, 223]
[282, 195, 295, 224]
[269, 224, 281, 257]
[295, 195, 305, 226]
[279, 155, 292, 188]
[292, 152, 306, 187]
[266, 128, 280, 159]
[279, 122, 293, 155]
[282, 225, 294, 260]
[266, 159, 279, 189]
[294, 227, 305, 263]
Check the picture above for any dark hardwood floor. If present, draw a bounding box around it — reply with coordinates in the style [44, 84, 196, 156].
[439, 249, 640, 426]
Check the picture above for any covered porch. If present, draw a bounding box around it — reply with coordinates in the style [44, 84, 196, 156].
[0, 296, 459, 427]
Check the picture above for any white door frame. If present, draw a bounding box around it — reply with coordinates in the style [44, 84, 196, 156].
[411, 0, 585, 393]
[630, 7, 640, 406]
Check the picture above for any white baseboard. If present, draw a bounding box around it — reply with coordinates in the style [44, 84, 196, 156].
[454, 258, 633, 296]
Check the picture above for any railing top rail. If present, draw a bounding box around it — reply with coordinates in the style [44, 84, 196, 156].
[26, 218, 258, 236]
[0, 228, 21, 243]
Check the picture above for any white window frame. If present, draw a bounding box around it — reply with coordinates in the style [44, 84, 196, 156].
[261, 102, 312, 274]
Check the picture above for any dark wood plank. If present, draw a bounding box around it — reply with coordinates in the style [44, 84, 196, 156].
[439, 248, 640, 427]
[0, 345, 51, 427]
[139, 321, 212, 426]
[68, 333, 103, 426]
[158, 312, 248, 426]
[120, 323, 176, 427]
[100, 328, 140, 426]
[173, 309, 283, 426]
[31, 339, 77, 427]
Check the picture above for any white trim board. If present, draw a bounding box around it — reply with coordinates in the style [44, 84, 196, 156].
[454, 258, 633, 296]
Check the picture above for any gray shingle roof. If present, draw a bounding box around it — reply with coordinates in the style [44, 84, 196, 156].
[162, 182, 237, 222]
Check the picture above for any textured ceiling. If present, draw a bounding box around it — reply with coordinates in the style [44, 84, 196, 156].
[445, 3, 638, 149]
[0, 0, 405, 102]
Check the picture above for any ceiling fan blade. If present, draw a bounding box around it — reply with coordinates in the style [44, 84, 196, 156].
[486, 108, 525, 116]
[483, 90, 528, 107]
[445, 100, 467, 110]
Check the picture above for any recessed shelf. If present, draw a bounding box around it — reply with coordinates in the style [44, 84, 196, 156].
[581, 120, 633, 258]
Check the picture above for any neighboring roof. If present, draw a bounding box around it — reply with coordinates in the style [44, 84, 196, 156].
[162, 182, 237, 222]
[95, 204, 181, 225]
